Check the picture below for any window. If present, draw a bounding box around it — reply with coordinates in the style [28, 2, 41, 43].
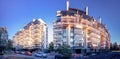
[1, 33, 4, 39]
[63, 29, 66, 36]
[63, 36, 66, 38]
[58, 31, 62, 35]
[70, 29, 74, 36]
[70, 38, 73, 42]
[56, 16, 61, 22]
[63, 38, 66, 42]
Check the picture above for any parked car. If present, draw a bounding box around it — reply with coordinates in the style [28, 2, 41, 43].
[24, 51, 32, 56]
[72, 53, 80, 58]
[91, 53, 96, 56]
[35, 52, 47, 58]
[21, 51, 25, 54]
[55, 54, 64, 59]
[55, 54, 68, 59]
[55, 54, 63, 59]
[15, 51, 19, 54]
[18, 51, 25, 54]
[35, 52, 42, 57]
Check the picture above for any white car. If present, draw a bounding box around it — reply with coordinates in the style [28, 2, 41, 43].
[35, 52, 47, 58]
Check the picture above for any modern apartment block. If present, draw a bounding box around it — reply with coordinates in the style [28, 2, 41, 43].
[53, 0, 110, 53]
[13, 18, 48, 49]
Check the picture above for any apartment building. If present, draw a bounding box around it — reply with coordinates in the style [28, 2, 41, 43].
[53, 0, 110, 53]
[13, 18, 48, 49]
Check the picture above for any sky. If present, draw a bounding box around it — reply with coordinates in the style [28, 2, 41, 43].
[0, 0, 120, 44]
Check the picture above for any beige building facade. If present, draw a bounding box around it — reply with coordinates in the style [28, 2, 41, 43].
[53, 1, 110, 53]
[13, 18, 48, 49]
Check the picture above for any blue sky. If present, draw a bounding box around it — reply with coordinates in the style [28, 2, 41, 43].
[0, 0, 120, 44]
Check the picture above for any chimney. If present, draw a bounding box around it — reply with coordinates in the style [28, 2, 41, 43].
[66, 0, 69, 11]
[98, 16, 102, 23]
[85, 5, 88, 15]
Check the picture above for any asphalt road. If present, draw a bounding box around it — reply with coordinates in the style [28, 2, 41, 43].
[72, 52, 120, 59]
[1, 52, 120, 59]
[0, 53, 55, 59]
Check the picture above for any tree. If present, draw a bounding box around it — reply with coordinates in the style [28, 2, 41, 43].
[56, 44, 72, 59]
[48, 42, 54, 52]
[113, 42, 119, 50]
[6, 39, 13, 50]
[119, 45, 120, 50]
[0, 31, 3, 55]
[110, 43, 113, 50]
[110, 42, 119, 50]
[0, 27, 8, 55]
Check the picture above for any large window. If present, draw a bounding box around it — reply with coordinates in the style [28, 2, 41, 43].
[63, 38, 66, 43]
[56, 16, 61, 22]
[58, 31, 62, 35]
[70, 28, 74, 36]
[63, 29, 66, 36]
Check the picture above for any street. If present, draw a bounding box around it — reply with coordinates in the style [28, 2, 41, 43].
[72, 52, 120, 59]
[0, 53, 55, 59]
[1, 52, 120, 59]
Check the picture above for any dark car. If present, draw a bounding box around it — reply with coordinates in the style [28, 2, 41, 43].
[55, 54, 70, 59]
[55, 54, 64, 59]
